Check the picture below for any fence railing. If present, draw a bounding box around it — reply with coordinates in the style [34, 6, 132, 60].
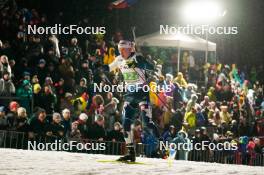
[0, 130, 147, 157]
[0, 130, 263, 166]
[187, 149, 264, 166]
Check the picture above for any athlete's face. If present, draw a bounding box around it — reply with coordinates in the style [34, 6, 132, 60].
[119, 48, 131, 59]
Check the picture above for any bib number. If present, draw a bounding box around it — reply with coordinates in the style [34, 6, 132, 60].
[123, 72, 139, 81]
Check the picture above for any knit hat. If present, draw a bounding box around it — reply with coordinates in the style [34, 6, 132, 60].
[62, 108, 70, 115]
[0, 106, 5, 112]
[23, 71, 30, 76]
[80, 77, 87, 85]
[139, 101, 147, 106]
[191, 94, 198, 101]
[65, 92, 73, 98]
[45, 77, 53, 83]
[33, 84, 41, 94]
[39, 59, 46, 64]
[17, 107, 27, 117]
[9, 101, 19, 111]
[165, 73, 173, 80]
[79, 113, 88, 121]
[22, 79, 30, 87]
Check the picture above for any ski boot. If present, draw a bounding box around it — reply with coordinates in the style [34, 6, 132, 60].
[117, 144, 136, 162]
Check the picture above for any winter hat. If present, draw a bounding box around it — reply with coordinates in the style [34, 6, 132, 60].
[191, 94, 198, 101]
[17, 107, 27, 117]
[9, 101, 19, 111]
[255, 110, 261, 116]
[22, 79, 30, 87]
[165, 73, 173, 80]
[239, 136, 248, 144]
[213, 133, 219, 141]
[139, 101, 147, 106]
[231, 120, 237, 125]
[62, 108, 70, 115]
[45, 77, 53, 84]
[195, 129, 201, 133]
[247, 141, 255, 150]
[80, 77, 87, 85]
[23, 71, 31, 77]
[65, 92, 73, 98]
[224, 64, 230, 70]
[79, 113, 88, 121]
[33, 84, 41, 94]
[200, 126, 207, 132]
[39, 59, 46, 65]
[52, 112, 61, 121]
[0, 106, 5, 112]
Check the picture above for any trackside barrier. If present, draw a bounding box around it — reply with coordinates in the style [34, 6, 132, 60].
[0, 130, 263, 166]
[0, 130, 148, 156]
[187, 150, 264, 166]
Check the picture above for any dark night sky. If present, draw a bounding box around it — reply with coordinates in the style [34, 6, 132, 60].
[133, 0, 264, 66]
[16, 0, 264, 66]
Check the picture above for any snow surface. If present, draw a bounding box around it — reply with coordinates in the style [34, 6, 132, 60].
[0, 149, 263, 175]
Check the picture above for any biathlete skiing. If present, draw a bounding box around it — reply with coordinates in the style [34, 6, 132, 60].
[104, 40, 155, 162]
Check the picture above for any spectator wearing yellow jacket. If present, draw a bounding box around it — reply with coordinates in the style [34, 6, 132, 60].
[207, 87, 216, 102]
[71, 92, 89, 117]
[149, 81, 158, 106]
[184, 107, 197, 129]
[173, 72, 187, 88]
[103, 47, 115, 65]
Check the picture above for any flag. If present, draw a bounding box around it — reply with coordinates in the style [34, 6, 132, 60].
[109, 0, 137, 10]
